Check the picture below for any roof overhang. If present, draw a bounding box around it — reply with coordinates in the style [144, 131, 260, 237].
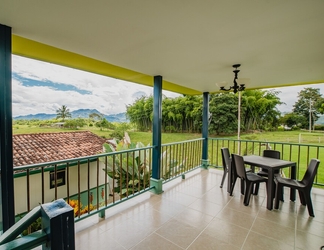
[2, 1, 324, 95]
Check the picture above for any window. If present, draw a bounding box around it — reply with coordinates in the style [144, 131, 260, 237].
[50, 169, 66, 189]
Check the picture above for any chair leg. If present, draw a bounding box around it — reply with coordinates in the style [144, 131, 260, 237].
[230, 178, 237, 196]
[303, 190, 315, 217]
[244, 182, 253, 206]
[272, 182, 277, 200]
[279, 185, 284, 201]
[220, 170, 227, 188]
[253, 183, 260, 195]
[274, 182, 281, 209]
[298, 190, 306, 205]
[240, 179, 245, 195]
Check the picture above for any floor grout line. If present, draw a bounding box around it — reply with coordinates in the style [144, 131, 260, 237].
[69, 169, 324, 250]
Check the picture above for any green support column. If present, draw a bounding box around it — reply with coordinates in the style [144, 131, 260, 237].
[0, 23, 15, 231]
[150, 75, 163, 194]
[201, 92, 209, 169]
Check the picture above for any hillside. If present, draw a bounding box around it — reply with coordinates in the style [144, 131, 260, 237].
[13, 109, 127, 123]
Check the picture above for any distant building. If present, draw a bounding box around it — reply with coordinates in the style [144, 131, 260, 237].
[51, 122, 65, 128]
[12, 131, 111, 215]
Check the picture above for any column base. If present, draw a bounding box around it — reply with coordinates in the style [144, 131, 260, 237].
[98, 209, 105, 219]
[201, 159, 209, 169]
[150, 178, 164, 194]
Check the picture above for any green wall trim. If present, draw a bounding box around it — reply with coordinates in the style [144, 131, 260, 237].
[14, 158, 97, 178]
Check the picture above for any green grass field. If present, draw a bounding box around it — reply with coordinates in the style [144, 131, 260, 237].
[12, 124, 324, 145]
[12, 124, 324, 187]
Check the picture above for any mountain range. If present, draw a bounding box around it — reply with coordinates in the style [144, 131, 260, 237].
[12, 109, 324, 125]
[13, 109, 127, 123]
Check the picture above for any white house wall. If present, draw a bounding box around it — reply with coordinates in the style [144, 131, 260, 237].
[14, 160, 110, 215]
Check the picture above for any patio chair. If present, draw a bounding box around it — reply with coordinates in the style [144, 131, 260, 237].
[231, 154, 267, 206]
[274, 158, 320, 217]
[256, 149, 281, 177]
[221, 148, 246, 195]
[220, 148, 230, 188]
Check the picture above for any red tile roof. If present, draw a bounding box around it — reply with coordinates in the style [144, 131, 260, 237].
[13, 131, 107, 167]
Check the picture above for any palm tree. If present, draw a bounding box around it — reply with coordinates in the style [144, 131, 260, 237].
[56, 105, 72, 121]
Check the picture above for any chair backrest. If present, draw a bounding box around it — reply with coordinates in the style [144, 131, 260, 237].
[301, 159, 320, 187]
[221, 148, 231, 172]
[231, 154, 247, 180]
[263, 150, 280, 159]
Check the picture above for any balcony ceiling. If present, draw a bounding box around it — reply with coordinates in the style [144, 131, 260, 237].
[1, 1, 324, 95]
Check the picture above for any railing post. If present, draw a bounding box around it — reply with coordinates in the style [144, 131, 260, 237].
[150, 75, 163, 194]
[98, 210, 105, 219]
[41, 199, 75, 250]
[201, 92, 209, 169]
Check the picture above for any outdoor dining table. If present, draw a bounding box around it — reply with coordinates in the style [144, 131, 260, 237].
[242, 155, 297, 210]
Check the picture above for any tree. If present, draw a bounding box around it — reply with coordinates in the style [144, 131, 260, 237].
[292, 87, 324, 129]
[279, 113, 307, 128]
[209, 93, 239, 135]
[89, 112, 103, 121]
[241, 89, 282, 132]
[126, 96, 153, 131]
[95, 118, 114, 130]
[63, 118, 86, 129]
[56, 105, 72, 121]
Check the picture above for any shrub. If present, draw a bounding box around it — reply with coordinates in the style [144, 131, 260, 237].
[22, 217, 42, 236]
[109, 130, 124, 140]
[165, 125, 176, 133]
[314, 124, 324, 131]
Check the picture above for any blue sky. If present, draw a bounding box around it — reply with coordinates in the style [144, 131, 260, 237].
[12, 55, 324, 117]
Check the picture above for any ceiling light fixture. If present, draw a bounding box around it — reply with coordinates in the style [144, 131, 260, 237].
[220, 64, 245, 93]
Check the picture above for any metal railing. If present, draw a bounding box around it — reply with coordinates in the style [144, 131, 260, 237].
[14, 136, 324, 229]
[208, 138, 324, 186]
[13, 138, 204, 227]
[13, 146, 153, 224]
[161, 138, 203, 182]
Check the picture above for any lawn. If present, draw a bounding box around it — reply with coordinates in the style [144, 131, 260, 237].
[12, 124, 324, 145]
[12, 125, 324, 186]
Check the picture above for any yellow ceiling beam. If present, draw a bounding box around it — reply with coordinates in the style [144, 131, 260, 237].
[12, 35, 201, 95]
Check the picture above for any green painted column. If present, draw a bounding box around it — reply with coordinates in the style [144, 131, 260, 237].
[150, 75, 163, 194]
[201, 92, 209, 169]
[0, 23, 15, 231]
[41, 199, 75, 250]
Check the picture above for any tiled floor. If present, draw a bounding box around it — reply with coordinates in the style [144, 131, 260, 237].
[72, 168, 324, 250]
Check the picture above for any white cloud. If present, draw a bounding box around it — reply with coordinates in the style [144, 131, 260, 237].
[12, 55, 180, 116]
[269, 84, 324, 113]
[12, 55, 323, 117]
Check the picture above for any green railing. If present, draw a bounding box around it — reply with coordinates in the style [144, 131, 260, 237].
[208, 138, 324, 186]
[13, 146, 154, 226]
[12, 138, 204, 231]
[0, 199, 74, 250]
[161, 138, 204, 182]
[13, 136, 324, 233]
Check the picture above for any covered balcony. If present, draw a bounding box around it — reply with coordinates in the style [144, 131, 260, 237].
[7, 138, 324, 249]
[1, 1, 324, 249]
[72, 168, 324, 249]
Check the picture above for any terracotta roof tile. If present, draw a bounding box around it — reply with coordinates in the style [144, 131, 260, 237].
[13, 131, 107, 167]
